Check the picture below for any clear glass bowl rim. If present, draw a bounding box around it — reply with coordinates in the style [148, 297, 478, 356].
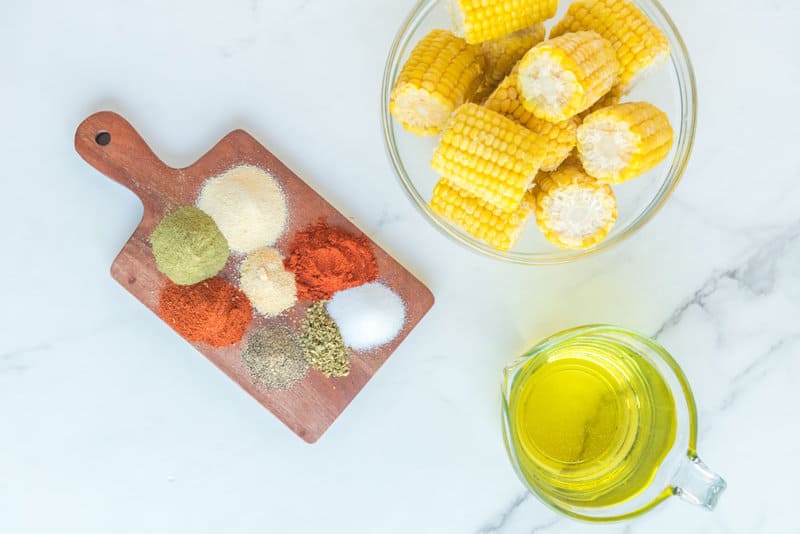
[381, 0, 698, 265]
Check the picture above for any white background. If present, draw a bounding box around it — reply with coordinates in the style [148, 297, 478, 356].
[1, 1, 799, 533]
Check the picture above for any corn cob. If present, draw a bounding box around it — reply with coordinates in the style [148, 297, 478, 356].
[449, 0, 559, 44]
[579, 85, 624, 119]
[431, 103, 544, 212]
[474, 24, 547, 102]
[517, 31, 620, 123]
[485, 64, 578, 171]
[534, 160, 617, 249]
[430, 179, 532, 251]
[390, 30, 485, 136]
[577, 102, 673, 184]
[550, 0, 670, 92]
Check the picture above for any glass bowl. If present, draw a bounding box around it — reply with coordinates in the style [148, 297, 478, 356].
[381, 0, 697, 265]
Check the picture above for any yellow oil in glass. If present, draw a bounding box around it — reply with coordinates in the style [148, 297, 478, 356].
[507, 337, 678, 509]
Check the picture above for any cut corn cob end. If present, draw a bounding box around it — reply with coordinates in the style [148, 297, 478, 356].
[550, 0, 670, 92]
[577, 102, 674, 184]
[517, 31, 620, 122]
[390, 85, 455, 136]
[534, 160, 617, 249]
[484, 64, 578, 171]
[431, 103, 544, 213]
[449, 0, 559, 44]
[389, 29, 484, 136]
[430, 179, 532, 251]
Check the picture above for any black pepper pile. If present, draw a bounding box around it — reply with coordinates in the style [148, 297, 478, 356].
[242, 327, 309, 390]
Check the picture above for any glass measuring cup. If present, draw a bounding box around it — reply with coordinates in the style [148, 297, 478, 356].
[501, 325, 726, 522]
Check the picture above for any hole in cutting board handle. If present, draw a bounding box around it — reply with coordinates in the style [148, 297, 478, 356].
[95, 132, 111, 146]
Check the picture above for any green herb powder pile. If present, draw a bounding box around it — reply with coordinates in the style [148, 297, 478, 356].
[150, 206, 229, 285]
[243, 327, 308, 390]
[302, 302, 350, 378]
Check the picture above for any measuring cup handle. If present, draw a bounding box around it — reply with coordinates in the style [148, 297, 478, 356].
[672, 455, 727, 510]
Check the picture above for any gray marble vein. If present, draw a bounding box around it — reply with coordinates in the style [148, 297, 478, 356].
[718, 333, 800, 413]
[529, 517, 561, 534]
[0, 343, 52, 375]
[475, 493, 531, 534]
[0, 343, 52, 360]
[0, 317, 140, 377]
[653, 220, 800, 341]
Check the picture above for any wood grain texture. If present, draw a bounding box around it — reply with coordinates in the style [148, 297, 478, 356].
[74, 111, 435, 443]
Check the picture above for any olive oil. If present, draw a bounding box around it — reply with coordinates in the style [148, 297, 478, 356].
[507, 336, 678, 509]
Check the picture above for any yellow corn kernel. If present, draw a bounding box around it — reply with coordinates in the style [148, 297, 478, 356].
[485, 65, 578, 171]
[579, 85, 624, 119]
[550, 0, 670, 92]
[390, 30, 485, 136]
[474, 24, 547, 102]
[430, 179, 532, 251]
[516, 31, 620, 123]
[577, 102, 674, 184]
[449, 0, 559, 44]
[534, 160, 617, 249]
[431, 103, 544, 212]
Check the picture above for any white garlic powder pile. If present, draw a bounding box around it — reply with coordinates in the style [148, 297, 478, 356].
[197, 165, 287, 253]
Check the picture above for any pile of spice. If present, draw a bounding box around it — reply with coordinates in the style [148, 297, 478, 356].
[326, 283, 406, 351]
[284, 221, 378, 300]
[239, 247, 297, 317]
[242, 327, 308, 390]
[150, 206, 229, 285]
[301, 302, 350, 378]
[158, 278, 252, 347]
[197, 165, 288, 253]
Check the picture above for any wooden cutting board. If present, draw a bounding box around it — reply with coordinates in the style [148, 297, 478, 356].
[75, 111, 434, 443]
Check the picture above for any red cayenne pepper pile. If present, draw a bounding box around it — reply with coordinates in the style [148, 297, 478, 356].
[284, 221, 378, 300]
[159, 277, 252, 346]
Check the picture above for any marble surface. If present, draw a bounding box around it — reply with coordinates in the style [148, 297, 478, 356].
[1, 1, 798, 533]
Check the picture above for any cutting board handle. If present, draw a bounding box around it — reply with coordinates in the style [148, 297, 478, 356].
[75, 111, 174, 199]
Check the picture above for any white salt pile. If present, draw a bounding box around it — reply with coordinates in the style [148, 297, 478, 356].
[326, 282, 405, 351]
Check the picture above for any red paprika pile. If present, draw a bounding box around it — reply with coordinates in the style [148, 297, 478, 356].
[284, 221, 378, 300]
[159, 277, 252, 347]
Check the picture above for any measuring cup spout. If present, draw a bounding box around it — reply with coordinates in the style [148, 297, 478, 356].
[672, 455, 727, 510]
[503, 362, 520, 380]
[502, 358, 527, 389]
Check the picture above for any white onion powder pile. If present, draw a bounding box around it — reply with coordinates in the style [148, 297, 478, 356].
[325, 282, 406, 351]
[239, 247, 297, 317]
